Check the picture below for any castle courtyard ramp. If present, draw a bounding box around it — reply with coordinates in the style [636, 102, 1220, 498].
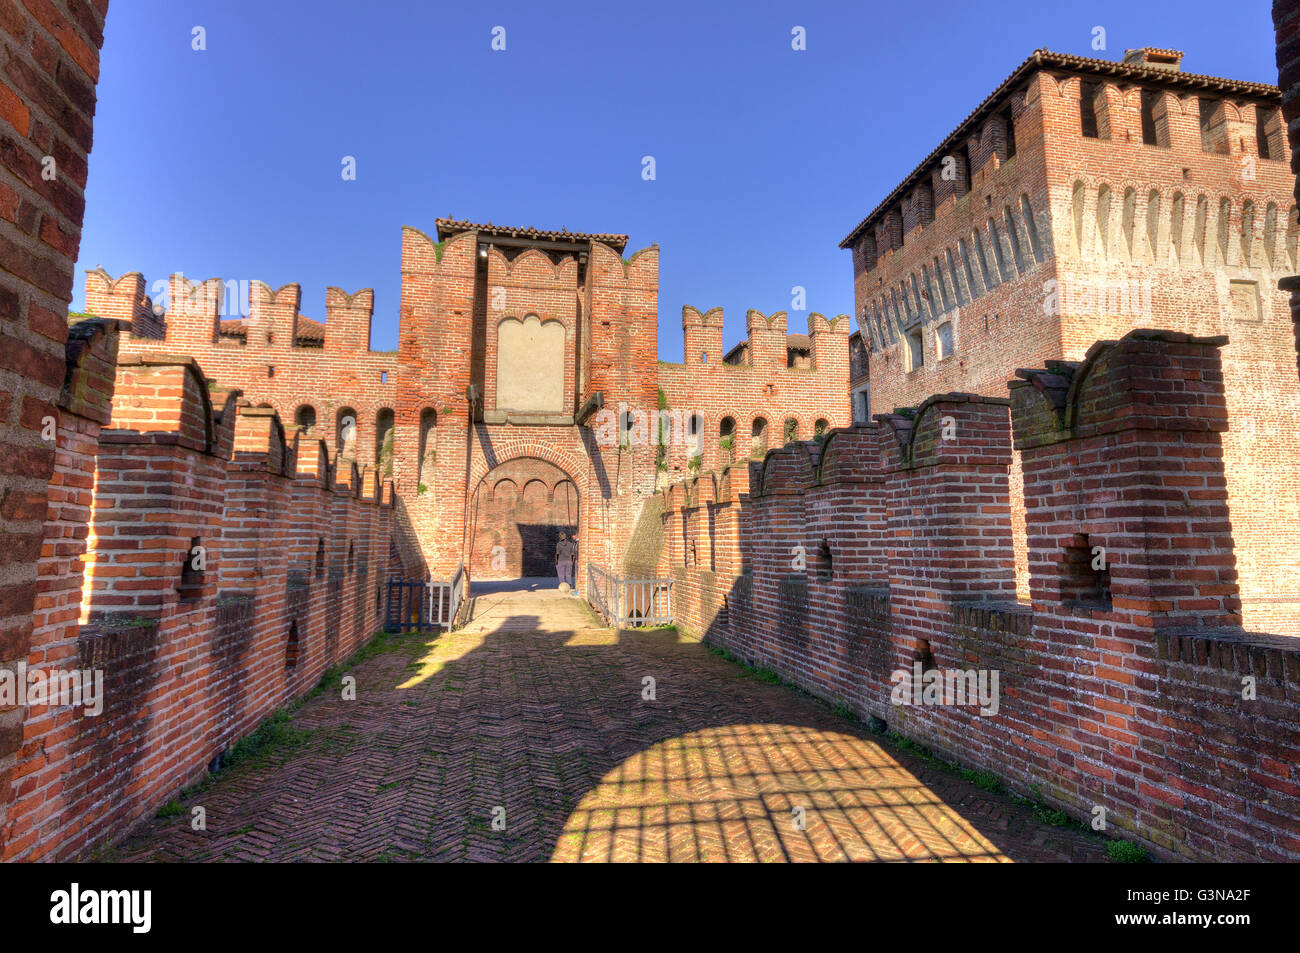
[108, 588, 1107, 862]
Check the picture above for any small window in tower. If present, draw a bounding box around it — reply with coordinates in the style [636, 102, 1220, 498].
[1001, 105, 1016, 159]
[1199, 98, 1229, 155]
[381, 370, 388, 383]
[914, 639, 937, 673]
[179, 536, 206, 602]
[905, 326, 924, 371]
[1257, 105, 1284, 161]
[1080, 82, 1100, 139]
[1140, 89, 1168, 147]
[267, 365, 276, 378]
[958, 145, 973, 195]
[1061, 534, 1112, 610]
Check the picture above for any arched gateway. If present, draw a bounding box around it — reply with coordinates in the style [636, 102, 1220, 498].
[469, 457, 580, 579]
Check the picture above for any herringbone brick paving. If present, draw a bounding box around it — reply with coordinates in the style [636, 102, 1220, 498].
[108, 590, 1109, 862]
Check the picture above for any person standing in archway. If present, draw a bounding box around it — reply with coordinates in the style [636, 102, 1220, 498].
[556, 532, 575, 588]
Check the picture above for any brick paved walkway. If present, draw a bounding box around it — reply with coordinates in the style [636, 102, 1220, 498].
[109, 590, 1108, 862]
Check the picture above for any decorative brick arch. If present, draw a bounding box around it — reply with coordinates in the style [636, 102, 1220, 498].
[467, 448, 587, 579]
[467, 439, 588, 495]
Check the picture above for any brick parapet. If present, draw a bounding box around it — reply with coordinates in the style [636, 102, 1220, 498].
[1, 336, 394, 860]
[658, 329, 1300, 862]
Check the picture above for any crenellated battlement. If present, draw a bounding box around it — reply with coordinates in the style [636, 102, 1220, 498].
[657, 327, 1298, 863]
[87, 269, 386, 355]
[659, 304, 854, 476]
[80, 222, 851, 591]
[2, 317, 401, 860]
[681, 305, 724, 365]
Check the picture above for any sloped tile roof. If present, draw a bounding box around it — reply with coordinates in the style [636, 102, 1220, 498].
[435, 218, 628, 252]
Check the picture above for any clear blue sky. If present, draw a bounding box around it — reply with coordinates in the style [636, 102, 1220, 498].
[72, 0, 1280, 357]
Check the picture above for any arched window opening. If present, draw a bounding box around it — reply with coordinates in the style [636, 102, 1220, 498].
[418, 408, 437, 486]
[751, 417, 769, 459]
[719, 416, 736, 459]
[336, 407, 358, 462]
[375, 407, 395, 475]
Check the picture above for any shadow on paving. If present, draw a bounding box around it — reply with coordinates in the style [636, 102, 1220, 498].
[104, 610, 1111, 863]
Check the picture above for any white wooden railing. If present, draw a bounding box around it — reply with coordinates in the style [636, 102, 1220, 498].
[587, 563, 673, 627]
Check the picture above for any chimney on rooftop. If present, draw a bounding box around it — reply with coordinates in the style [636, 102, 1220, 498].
[1122, 48, 1183, 71]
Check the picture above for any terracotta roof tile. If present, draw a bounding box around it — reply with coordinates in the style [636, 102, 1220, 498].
[217, 315, 325, 342]
[434, 218, 629, 252]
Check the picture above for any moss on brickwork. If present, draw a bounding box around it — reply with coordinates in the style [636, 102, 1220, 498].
[622, 495, 664, 577]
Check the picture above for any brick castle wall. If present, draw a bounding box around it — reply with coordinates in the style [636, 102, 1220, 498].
[848, 53, 1300, 633]
[94, 227, 852, 589]
[657, 307, 852, 477]
[660, 329, 1300, 863]
[0, 0, 108, 854]
[3, 320, 394, 860]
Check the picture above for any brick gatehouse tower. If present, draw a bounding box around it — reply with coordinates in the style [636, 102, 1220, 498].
[87, 219, 853, 585]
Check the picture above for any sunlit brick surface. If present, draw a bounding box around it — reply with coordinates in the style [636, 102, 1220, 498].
[110, 591, 1105, 863]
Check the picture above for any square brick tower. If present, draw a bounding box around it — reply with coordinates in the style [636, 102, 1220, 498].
[392, 221, 661, 582]
[841, 47, 1300, 634]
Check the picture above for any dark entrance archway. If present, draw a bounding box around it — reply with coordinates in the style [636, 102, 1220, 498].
[469, 457, 580, 579]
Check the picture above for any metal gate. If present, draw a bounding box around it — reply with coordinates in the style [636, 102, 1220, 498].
[384, 564, 467, 633]
[384, 578, 429, 632]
